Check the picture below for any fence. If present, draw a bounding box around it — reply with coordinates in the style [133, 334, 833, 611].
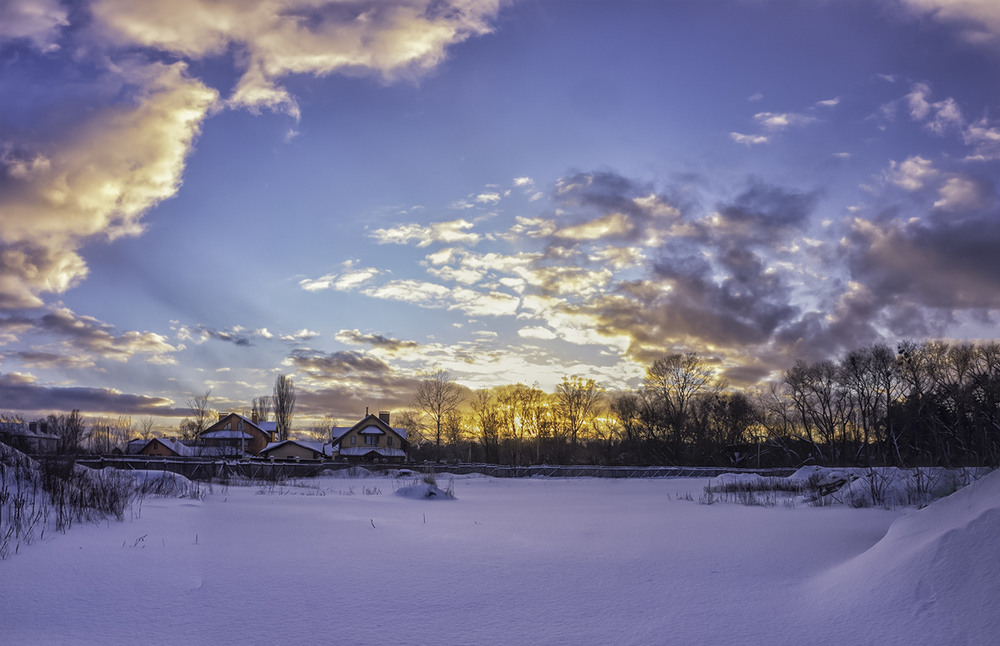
[72, 457, 794, 481]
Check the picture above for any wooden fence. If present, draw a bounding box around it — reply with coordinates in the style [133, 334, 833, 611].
[73, 457, 794, 481]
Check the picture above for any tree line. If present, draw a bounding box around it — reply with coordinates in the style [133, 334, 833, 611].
[5, 342, 1000, 468]
[411, 341, 1000, 468]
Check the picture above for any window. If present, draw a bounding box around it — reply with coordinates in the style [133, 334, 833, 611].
[365, 435, 379, 446]
[237, 419, 244, 431]
[350, 436, 356, 445]
[387, 437, 393, 447]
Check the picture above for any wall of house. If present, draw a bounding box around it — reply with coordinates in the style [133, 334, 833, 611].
[140, 441, 176, 457]
[203, 415, 269, 455]
[341, 429, 403, 450]
[265, 444, 320, 460]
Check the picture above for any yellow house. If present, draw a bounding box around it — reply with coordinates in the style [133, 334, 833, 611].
[332, 412, 408, 463]
[260, 439, 333, 461]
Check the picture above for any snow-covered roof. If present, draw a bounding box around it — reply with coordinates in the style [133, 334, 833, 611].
[211, 413, 277, 434]
[148, 438, 198, 457]
[202, 430, 254, 440]
[262, 440, 333, 457]
[338, 447, 406, 458]
[330, 416, 407, 441]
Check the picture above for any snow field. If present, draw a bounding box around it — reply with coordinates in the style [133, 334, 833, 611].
[1, 472, 995, 645]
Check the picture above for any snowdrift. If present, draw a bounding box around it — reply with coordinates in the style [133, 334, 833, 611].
[393, 482, 455, 499]
[806, 468, 1000, 643]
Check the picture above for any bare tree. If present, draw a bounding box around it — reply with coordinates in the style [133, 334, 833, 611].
[643, 353, 723, 460]
[555, 375, 603, 448]
[273, 375, 296, 441]
[137, 416, 155, 440]
[392, 410, 423, 455]
[252, 395, 272, 423]
[470, 390, 501, 462]
[414, 370, 464, 452]
[185, 390, 213, 440]
[495, 383, 544, 466]
[50, 410, 86, 455]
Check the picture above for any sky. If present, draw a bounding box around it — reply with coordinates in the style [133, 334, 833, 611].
[2, 0, 1000, 431]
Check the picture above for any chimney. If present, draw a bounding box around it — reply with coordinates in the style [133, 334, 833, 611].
[218, 412, 226, 421]
[252, 412, 258, 425]
[379, 410, 390, 425]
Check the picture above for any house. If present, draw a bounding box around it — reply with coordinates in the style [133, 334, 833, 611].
[331, 411, 408, 463]
[139, 437, 198, 457]
[260, 439, 333, 461]
[199, 412, 277, 456]
[125, 438, 150, 455]
[0, 420, 59, 454]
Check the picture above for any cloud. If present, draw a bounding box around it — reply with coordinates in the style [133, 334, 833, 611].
[363, 279, 453, 305]
[934, 175, 994, 211]
[517, 326, 557, 341]
[906, 83, 963, 134]
[816, 97, 840, 108]
[25, 306, 179, 364]
[335, 329, 419, 352]
[885, 156, 938, 191]
[730, 132, 769, 146]
[964, 118, 1000, 160]
[298, 264, 382, 292]
[554, 212, 635, 241]
[286, 348, 422, 416]
[0, 61, 218, 308]
[91, 0, 503, 117]
[899, 0, 1000, 43]
[448, 287, 520, 317]
[753, 111, 818, 131]
[884, 83, 1000, 160]
[475, 191, 502, 204]
[175, 323, 282, 347]
[281, 329, 321, 342]
[1, 2, 502, 311]
[845, 212, 1000, 310]
[0, 315, 33, 345]
[713, 181, 818, 244]
[371, 219, 480, 247]
[0, 371, 183, 416]
[0, 0, 68, 52]
[510, 174, 811, 364]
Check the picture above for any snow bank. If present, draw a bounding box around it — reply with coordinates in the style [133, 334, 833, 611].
[805, 468, 1000, 643]
[127, 469, 197, 497]
[710, 472, 767, 487]
[393, 483, 455, 499]
[787, 464, 860, 483]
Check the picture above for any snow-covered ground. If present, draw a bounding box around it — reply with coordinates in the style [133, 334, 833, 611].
[1, 469, 997, 645]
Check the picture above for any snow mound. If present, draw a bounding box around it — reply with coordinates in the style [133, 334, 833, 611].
[787, 465, 860, 485]
[710, 472, 766, 487]
[129, 469, 195, 496]
[806, 468, 1000, 643]
[434, 471, 490, 480]
[394, 483, 455, 500]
